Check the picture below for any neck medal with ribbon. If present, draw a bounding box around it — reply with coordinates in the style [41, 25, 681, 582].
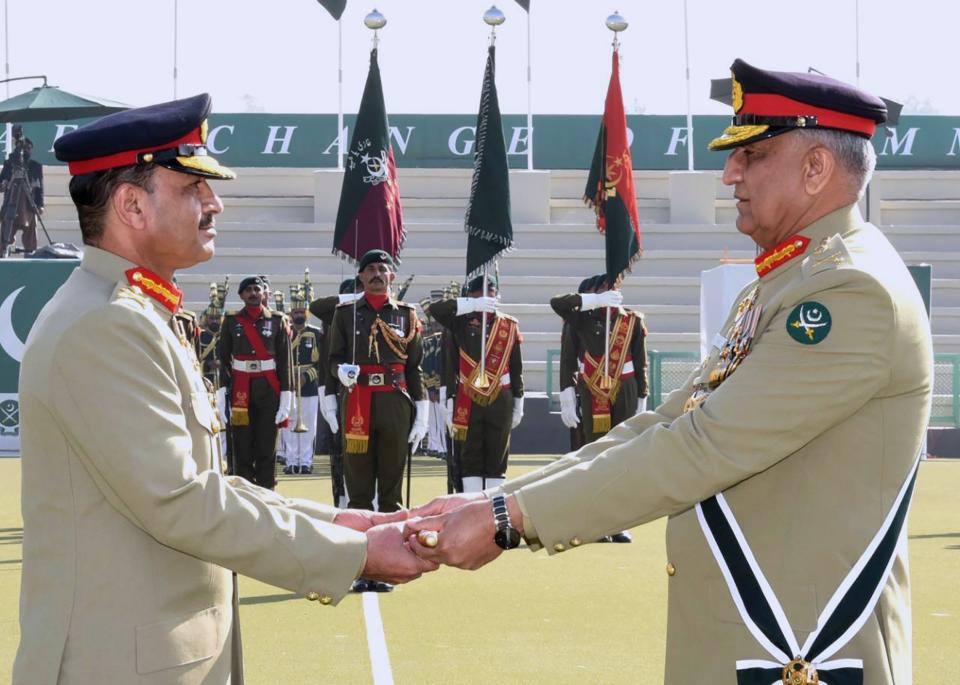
[452, 315, 518, 441]
[695, 455, 920, 685]
[582, 311, 636, 433]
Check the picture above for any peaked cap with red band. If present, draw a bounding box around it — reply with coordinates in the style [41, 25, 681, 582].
[54, 93, 235, 180]
[709, 59, 887, 151]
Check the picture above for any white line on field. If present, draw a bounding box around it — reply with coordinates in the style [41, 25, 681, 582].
[363, 592, 394, 685]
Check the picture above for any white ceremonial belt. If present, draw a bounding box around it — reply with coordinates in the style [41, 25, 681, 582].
[232, 359, 276, 372]
[577, 361, 634, 377]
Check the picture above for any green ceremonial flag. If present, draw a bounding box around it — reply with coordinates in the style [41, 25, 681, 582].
[465, 45, 513, 278]
[332, 48, 404, 263]
[315, 0, 346, 20]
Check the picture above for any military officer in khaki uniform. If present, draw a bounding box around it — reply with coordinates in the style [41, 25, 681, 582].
[408, 61, 931, 685]
[16, 94, 436, 684]
[217, 275, 292, 490]
[327, 249, 427, 518]
[428, 274, 524, 492]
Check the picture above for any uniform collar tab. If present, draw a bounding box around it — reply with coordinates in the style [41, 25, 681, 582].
[124, 267, 182, 313]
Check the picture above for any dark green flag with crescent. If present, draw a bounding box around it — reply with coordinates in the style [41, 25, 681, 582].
[465, 45, 513, 278]
[332, 48, 405, 264]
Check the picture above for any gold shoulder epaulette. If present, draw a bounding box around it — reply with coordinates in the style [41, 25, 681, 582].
[225, 309, 239, 318]
[498, 312, 518, 323]
[802, 234, 851, 279]
[113, 284, 149, 309]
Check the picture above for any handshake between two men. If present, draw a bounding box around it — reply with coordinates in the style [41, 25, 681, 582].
[340, 490, 519, 585]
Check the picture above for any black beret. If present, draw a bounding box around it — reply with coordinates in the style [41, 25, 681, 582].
[709, 59, 888, 151]
[339, 277, 361, 294]
[357, 249, 395, 271]
[238, 276, 266, 294]
[592, 274, 608, 291]
[577, 276, 594, 294]
[467, 273, 498, 293]
[54, 93, 236, 180]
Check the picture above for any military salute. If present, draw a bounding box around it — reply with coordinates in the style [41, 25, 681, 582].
[551, 274, 648, 445]
[280, 281, 323, 475]
[408, 61, 930, 685]
[217, 275, 293, 490]
[428, 274, 524, 492]
[327, 250, 427, 515]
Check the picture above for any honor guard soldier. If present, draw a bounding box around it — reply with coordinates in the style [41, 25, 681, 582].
[327, 249, 427, 515]
[551, 274, 647, 542]
[557, 275, 597, 452]
[18, 94, 434, 684]
[428, 274, 524, 493]
[407, 61, 930, 685]
[217, 274, 293, 490]
[281, 283, 323, 475]
[551, 274, 648, 444]
[311, 276, 363, 507]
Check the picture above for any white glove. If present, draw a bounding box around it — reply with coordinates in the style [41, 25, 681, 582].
[511, 395, 524, 429]
[456, 296, 497, 316]
[408, 399, 430, 448]
[215, 387, 228, 427]
[275, 390, 293, 425]
[338, 292, 362, 304]
[337, 363, 359, 389]
[321, 393, 339, 433]
[580, 290, 623, 310]
[559, 387, 579, 428]
[445, 398, 454, 432]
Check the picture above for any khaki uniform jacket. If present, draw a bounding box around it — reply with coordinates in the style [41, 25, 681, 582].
[15, 248, 367, 685]
[504, 206, 932, 684]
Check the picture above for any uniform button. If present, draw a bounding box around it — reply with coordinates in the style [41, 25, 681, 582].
[553, 543, 566, 552]
[569, 537, 582, 547]
[666, 562, 676, 577]
[306, 591, 320, 601]
[319, 595, 333, 605]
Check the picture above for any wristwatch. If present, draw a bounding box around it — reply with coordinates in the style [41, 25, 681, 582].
[491, 494, 521, 550]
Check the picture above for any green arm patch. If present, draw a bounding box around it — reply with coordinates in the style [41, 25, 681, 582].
[786, 301, 831, 344]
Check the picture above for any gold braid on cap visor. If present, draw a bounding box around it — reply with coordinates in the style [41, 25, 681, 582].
[708, 124, 770, 150]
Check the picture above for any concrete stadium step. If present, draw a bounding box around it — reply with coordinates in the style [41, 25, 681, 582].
[494, 303, 699, 335]
[186, 247, 756, 278]
[41, 195, 315, 223]
[175, 273, 703, 308]
[879, 200, 960, 226]
[881, 225, 960, 252]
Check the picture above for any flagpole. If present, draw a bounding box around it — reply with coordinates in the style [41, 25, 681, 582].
[602, 12, 629, 388]
[337, 18, 344, 170]
[173, 0, 179, 100]
[682, 0, 694, 171]
[3, 0, 9, 99]
[474, 7, 505, 391]
[526, 8, 533, 171]
[855, 0, 861, 87]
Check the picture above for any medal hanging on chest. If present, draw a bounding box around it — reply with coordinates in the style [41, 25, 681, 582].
[711, 286, 762, 387]
[684, 287, 763, 413]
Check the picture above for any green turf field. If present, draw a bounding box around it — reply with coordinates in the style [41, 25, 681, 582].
[0, 456, 956, 684]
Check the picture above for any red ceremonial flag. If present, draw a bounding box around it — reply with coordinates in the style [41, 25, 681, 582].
[584, 49, 642, 286]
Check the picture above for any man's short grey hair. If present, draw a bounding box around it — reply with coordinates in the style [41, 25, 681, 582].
[796, 128, 876, 198]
